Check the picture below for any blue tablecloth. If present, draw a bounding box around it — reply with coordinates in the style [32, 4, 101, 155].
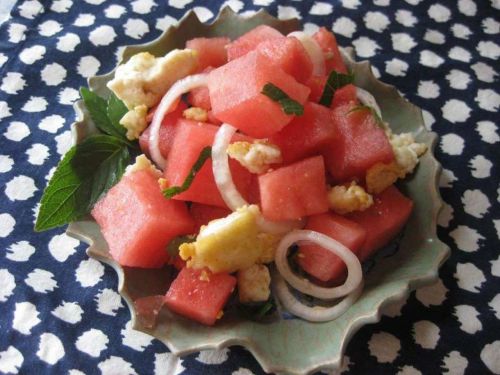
[0, 1, 498, 374]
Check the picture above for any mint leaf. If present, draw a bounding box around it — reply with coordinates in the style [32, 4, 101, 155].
[107, 93, 129, 137]
[261, 83, 304, 116]
[319, 70, 355, 107]
[35, 135, 130, 232]
[163, 146, 212, 199]
[347, 105, 384, 127]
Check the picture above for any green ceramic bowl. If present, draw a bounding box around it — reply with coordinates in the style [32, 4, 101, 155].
[66, 8, 450, 374]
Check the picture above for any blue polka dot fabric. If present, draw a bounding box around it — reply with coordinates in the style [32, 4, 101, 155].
[0, 0, 499, 374]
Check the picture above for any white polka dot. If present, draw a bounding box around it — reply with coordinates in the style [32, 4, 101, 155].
[477, 41, 500, 60]
[8, 23, 27, 43]
[413, 320, 440, 349]
[277, 5, 300, 20]
[439, 168, 457, 188]
[381, 296, 408, 318]
[98, 356, 137, 375]
[19, 45, 46, 64]
[422, 28, 444, 43]
[454, 263, 486, 293]
[303, 23, 319, 34]
[449, 46, 471, 62]
[26, 143, 49, 165]
[154, 352, 184, 375]
[374, 0, 390, 5]
[193, 6, 214, 22]
[155, 15, 177, 31]
[364, 11, 389, 32]
[0, 212, 16, 238]
[342, 0, 361, 9]
[58, 87, 80, 105]
[332, 16, 357, 38]
[41, 63, 67, 86]
[458, 0, 477, 16]
[76, 329, 109, 357]
[39, 20, 62, 37]
[476, 121, 499, 144]
[89, 25, 117, 46]
[419, 50, 444, 67]
[482, 17, 500, 34]
[368, 332, 400, 363]
[4, 121, 29, 141]
[55, 130, 73, 155]
[437, 203, 453, 228]
[481, 341, 500, 373]
[417, 80, 440, 98]
[310, 2, 332, 15]
[105, 4, 126, 18]
[76, 258, 105, 287]
[404, 0, 422, 4]
[385, 58, 408, 76]
[442, 99, 471, 123]
[25, 269, 58, 293]
[51, 0, 72, 13]
[446, 69, 471, 90]
[12, 302, 41, 335]
[196, 348, 230, 365]
[469, 155, 492, 178]
[0, 155, 14, 173]
[450, 225, 484, 252]
[476, 89, 500, 112]
[222, 0, 245, 12]
[451, 24, 472, 39]
[5, 175, 37, 201]
[397, 366, 422, 375]
[0, 53, 7, 68]
[0, 269, 16, 301]
[454, 305, 482, 334]
[462, 189, 490, 218]
[132, 0, 157, 13]
[7, 241, 35, 262]
[19, 0, 43, 19]
[48, 233, 79, 262]
[441, 351, 468, 375]
[37, 333, 65, 365]
[353, 37, 380, 57]
[0, 101, 12, 121]
[69, 370, 86, 375]
[22, 96, 48, 112]
[391, 33, 416, 53]
[122, 321, 153, 351]
[491, 255, 500, 277]
[52, 301, 84, 324]
[57, 33, 80, 52]
[395, 9, 417, 27]
[428, 3, 451, 22]
[124, 19, 150, 39]
[489, 294, 500, 319]
[77, 55, 101, 78]
[39, 114, 66, 134]
[422, 109, 435, 130]
[0, 346, 23, 374]
[95, 288, 124, 316]
[74, 13, 95, 27]
[84, 0, 106, 4]
[168, 0, 193, 9]
[472, 62, 497, 83]
[1, 72, 26, 95]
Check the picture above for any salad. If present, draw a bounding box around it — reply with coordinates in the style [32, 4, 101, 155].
[36, 24, 426, 326]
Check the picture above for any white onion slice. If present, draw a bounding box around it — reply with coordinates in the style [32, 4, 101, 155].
[274, 273, 363, 322]
[149, 73, 209, 169]
[287, 31, 326, 76]
[356, 86, 382, 119]
[256, 215, 305, 235]
[275, 230, 363, 299]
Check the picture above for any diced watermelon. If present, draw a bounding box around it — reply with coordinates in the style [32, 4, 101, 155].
[186, 37, 230, 70]
[227, 25, 283, 61]
[331, 84, 358, 108]
[323, 103, 394, 182]
[164, 267, 236, 325]
[208, 52, 311, 138]
[92, 170, 195, 268]
[165, 119, 253, 208]
[313, 27, 348, 74]
[298, 213, 366, 282]
[189, 203, 231, 232]
[139, 102, 187, 158]
[270, 102, 336, 164]
[259, 156, 329, 221]
[347, 185, 413, 260]
[256, 37, 313, 83]
[187, 67, 214, 110]
[207, 110, 222, 125]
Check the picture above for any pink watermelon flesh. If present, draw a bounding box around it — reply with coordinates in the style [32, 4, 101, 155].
[164, 267, 236, 325]
[187, 66, 214, 110]
[91, 170, 195, 268]
[323, 103, 394, 182]
[134, 295, 165, 329]
[208, 51, 311, 138]
[227, 25, 283, 61]
[347, 185, 413, 260]
[186, 37, 230, 71]
[313, 27, 348, 74]
[165, 119, 253, 208]
[189, 203, 231, 232]
[259, 155, 329, 221]
[298, 213, 366, 282]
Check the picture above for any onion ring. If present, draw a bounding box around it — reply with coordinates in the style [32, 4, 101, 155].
[287, 31, 326, 76]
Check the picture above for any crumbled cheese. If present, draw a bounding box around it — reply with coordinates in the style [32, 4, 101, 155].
[227, 141, 282, 174]
[183, 107, 208, 122]
[199, 269, 210, 282]
[124, 154, 162, 178]
[365, 161, 401, 194]
[216, 310, 224, 320]
[157, 178, 169, 190]
[107, 49, 199, 110]
[179, 205, 281, 273]
[328, 181, 373, 215]
[119, 104, 148, 140]
[237, 264, 271, 303]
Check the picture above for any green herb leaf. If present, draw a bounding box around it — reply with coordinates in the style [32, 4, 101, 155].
[35, 135, 130, 232]
[107, 93, 129, 135]
[163, 146, 212, 199]
[318, 70, 355, 107]
[347, 105, 384, 127]
[166, 235, 196, 257]
[237, 298, 276, 320]
[261, 83, 304, 116]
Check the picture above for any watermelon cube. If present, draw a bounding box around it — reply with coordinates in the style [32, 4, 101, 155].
[306, 75, 358, 107]
[164, 267, 236, 325]
[189, 203, 231, 232]
[92, 170, 195, 268]
[186, 37, 230, 71]
[227, 25, 283, 61]
[313, 27, 348, 74]
[259, 155, 329, 221]
[165, 119, 253, 208]
[298, 213, 366, 282]
[208, 52, 311, 138]
[347, 185, 413, 260]
[323, 103, 394, 182]
[270, 102, 337, 164]
[187, 67, 214, 110]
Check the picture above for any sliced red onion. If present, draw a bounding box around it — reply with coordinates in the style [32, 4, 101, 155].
[274, 230, 363, 299]
[356, 86, 382, 119]
[287, 31, 326, 76]
[149, 73, 209, 169]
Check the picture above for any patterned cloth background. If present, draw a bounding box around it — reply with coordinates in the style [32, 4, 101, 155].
[0, 0, 499, 374]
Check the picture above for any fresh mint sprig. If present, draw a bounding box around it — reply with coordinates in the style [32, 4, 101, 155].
[318, 70, 355, 107]
[261, 83, 304, 116]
